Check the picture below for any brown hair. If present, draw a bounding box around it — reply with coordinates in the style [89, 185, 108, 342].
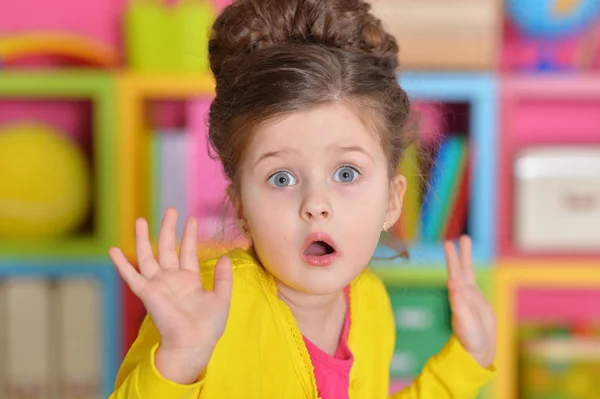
[207, 0, 415, 198]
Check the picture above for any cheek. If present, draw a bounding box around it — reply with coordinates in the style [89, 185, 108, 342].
[339, 181, 389, 219]
[243, 188, 296, 240]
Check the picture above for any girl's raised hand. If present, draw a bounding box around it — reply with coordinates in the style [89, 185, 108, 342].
[444, 235, 496, 369]
[108, 207, 233, 383]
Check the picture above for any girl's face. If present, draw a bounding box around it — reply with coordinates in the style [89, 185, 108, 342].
[234, 102, 405, 295]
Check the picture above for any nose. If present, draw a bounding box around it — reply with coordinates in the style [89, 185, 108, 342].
[300, 184, 333, 222]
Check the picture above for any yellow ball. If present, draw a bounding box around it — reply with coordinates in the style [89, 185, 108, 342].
[0, 122, 92, 240]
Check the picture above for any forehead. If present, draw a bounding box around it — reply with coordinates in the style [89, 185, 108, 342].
[246, 102, 382, 157]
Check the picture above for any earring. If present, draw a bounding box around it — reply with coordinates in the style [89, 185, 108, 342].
[382, 221, 390, 232]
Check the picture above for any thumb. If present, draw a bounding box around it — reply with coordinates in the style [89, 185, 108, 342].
[213, 256, 233, 302]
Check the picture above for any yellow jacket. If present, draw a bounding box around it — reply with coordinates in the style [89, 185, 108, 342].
[111, 248, 495, 399]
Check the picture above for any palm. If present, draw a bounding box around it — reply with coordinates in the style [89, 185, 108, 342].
[444, 236, 496, 369]
[109, 208, 233, 352]
[138, 269, 230, 351]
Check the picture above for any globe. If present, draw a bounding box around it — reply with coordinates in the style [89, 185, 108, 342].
[506, 0, 600, 39]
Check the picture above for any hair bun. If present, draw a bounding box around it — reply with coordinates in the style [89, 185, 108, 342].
[209, 0, 399, 78]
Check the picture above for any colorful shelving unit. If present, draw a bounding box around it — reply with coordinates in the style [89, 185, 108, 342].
[0, 70, 121, 398]
[373, 72, 498, 266]
[0, 261, 121, 398]
[493, 74, 600, 399]
[116, 72, 218, 256]
[499, 74, 600, 260]
[494, 262, 600, 399]
[0, 70, 117, 258]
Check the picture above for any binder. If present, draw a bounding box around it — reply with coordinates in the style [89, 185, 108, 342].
[393, 143, 421, 241]
[5, 278, 51, 399]
[56, 278, 101, 399]
[158, 129, 189, 239]
[0, 280, 6, 397]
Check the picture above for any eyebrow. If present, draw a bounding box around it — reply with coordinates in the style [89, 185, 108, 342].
[254, 148, 299, 167]
[330, 145, 373, 160]
[254, 145, 372, 167]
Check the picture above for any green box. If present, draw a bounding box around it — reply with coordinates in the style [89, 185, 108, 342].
[391, 329, 452, 378]
[124, 0, 214, 72]
[389, 287, 452, 333]
[0, 70, 117, 258]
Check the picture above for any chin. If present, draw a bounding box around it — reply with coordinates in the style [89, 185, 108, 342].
[299, 267, 362, 295]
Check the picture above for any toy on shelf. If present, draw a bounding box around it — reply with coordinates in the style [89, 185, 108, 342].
[518, 321, 600, 399]
[0, 122, 91, 241]
[0, 33, 118, 68]
[124, 0, 216, 72]
[494, 265, 600, 399]
[505, 0, 600, 71]
[368, 0, 501, 70]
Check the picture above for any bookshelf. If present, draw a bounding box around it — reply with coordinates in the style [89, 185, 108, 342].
[0, 70, 117, 258]
[372, 72, 498, 267]
[494, 263, 600, 399]
[0, 70, 121, 398]
[0, 259, 121, 398]
[499, 74, 600, 260]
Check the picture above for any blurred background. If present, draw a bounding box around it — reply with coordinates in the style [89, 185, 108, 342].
[1, 0, 600, 398]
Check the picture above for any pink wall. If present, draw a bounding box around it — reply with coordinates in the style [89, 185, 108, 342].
[0, 0, 230, 55]
[0, 0, 126, 57]
[0, 0, 230, 143]
[518, 289, 600, 324]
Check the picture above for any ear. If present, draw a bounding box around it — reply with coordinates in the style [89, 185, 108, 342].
[226, 185, 250, 237]
[384, 174, 407, 229]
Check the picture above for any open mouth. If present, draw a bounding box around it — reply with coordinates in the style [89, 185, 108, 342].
[303, 240, 336, 256]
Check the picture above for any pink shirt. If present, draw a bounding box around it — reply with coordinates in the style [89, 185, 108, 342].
[302, 286, 353, 399]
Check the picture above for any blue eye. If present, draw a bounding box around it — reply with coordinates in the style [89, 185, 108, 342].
[334, 166, 359, 183]
[268, 171, 297, 187]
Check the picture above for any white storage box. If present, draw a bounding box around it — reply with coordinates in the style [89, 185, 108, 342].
[514, 146, 600, 252]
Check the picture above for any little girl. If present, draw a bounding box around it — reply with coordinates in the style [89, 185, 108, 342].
[109, 0, 497, 397]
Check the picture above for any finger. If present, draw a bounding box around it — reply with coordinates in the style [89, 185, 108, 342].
[448, 280, 480, 335]
[109, 247, 147, 296]
[469, 286, 497, 336]
[158, 207, 180, 270]
[458, 235, 476, 285]
[135, 218, 160, 278]
[213, 256, 233, 302]
[452, 280, 495, 341]
[180, 216, 200, 274]
[443, 240, 461, 282]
